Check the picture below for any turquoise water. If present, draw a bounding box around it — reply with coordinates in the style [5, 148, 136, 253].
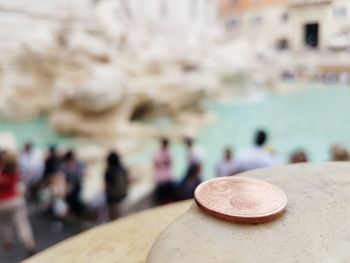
[1, 87, 350, 180]
[129, 86, 350, 180]
[0, 117, 76, 150]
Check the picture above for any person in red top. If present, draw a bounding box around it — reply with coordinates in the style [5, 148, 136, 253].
[0, 152, 37, 256]
[0, 154, 18, 201]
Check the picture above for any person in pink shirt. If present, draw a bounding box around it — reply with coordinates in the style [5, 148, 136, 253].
[153, 138, 175, 205]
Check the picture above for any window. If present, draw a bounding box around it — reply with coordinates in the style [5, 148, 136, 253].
[226, 18, 239, 30]
[251, 15, 263, 26]
[304, 23, 319, 49]
[250, 0, 262, 4]
[229, 0, 239, 5]
[276, 39, 289, 50]
[334, 6, 347, 18]
[281, 13, 289, 22]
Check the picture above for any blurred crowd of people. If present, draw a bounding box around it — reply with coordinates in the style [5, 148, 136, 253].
[153, 137, 204, 204]
[153, 130, 280, 205]
[0, 142, 129, 258]
[2, 130, 350, 257]
[152, 129, 350, 205]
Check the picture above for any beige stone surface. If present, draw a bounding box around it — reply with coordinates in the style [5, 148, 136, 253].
[0, 0, 226, 132]
[147, 163, 350, 263]
[24, 201, 191, 263]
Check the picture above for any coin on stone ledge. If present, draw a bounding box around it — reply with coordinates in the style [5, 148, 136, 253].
[194, 176, 287, 224]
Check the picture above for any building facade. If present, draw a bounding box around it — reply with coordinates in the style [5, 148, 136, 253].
[289, 0, 350, 50]
[219, 0, 350, 51]
[219, 0, 290, 50]
[125, 0, 219, 32]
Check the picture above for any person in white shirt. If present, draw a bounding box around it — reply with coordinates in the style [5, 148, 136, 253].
[234, 130, 279, 173]
[185, 138, 204, 166]
[19, 142, 44, 194]
[215, 147, 237, 177]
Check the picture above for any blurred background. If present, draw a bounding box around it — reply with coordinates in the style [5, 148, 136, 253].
[1, 0, 350, 261]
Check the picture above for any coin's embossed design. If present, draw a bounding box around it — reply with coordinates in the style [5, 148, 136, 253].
[194, 177, 287, 224]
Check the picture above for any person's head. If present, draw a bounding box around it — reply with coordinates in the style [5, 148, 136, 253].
[184, 137, 194, 148]
[290, 150, 308, 163]
[48, 145, 57, 156]
[330, 144, 349, 161]
[23, 142, 33, 153]
[161, 138, 169, 150]
[224, 147, 232, 160]
[254, 130, 267, 147]
[107, 151, 121, 167]
[64, 150, 76, 163]
[3, 153, 18, 175]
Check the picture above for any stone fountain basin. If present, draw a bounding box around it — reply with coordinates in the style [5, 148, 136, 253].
[147, 163, 350, 263]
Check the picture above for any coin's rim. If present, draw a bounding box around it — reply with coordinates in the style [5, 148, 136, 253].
[194, 176, 287, 224]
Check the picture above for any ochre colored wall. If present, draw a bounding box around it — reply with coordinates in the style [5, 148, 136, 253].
[220, 0, 286, 16]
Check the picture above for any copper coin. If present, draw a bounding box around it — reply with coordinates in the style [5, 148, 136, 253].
[194, 177, 287, 224]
